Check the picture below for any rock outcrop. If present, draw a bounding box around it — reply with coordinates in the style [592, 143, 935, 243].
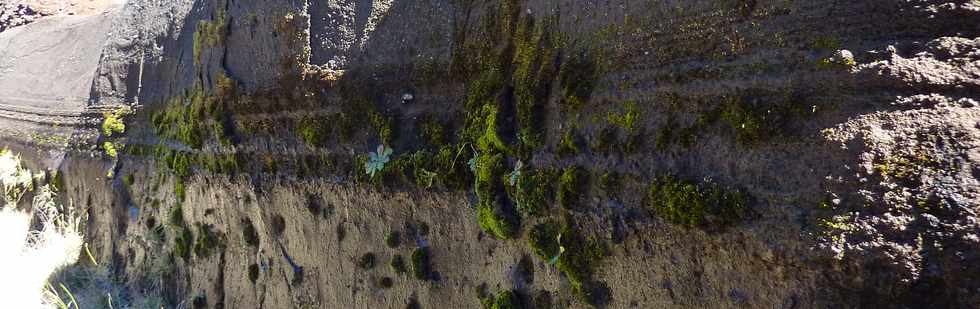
[1, 0, 979, 308]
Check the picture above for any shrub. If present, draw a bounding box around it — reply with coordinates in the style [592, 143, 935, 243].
[297, 117, 328, 147]
[168, 205, 184, 226]
[174, 226, 193, 261]
[411, 247, 431, 280]
[379, 277, 394, 288]
[556, 128, 580, 157]
[390, 255, 407, 274]
[385, 231, 402, 248]
[193, 224, 223, 258]
[358, 253, 376, 270]
[557, 166, 587, 209]
[481, 290, 521, 309]
[102, 108, 128, 137]
[554, 224, 609, 306]
[242, 219, 259, 247]
[528, 221, 560, 262]
[248, 264, 260, 283]
[512, 169, 549, 217]
[598, 171, 620, 196]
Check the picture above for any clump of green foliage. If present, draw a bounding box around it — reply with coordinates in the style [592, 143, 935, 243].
[370, 112, 399, 145]
[718, 98, 765, 144]
[528, 218, 609, 305]
[509, 167, 555, 217]
[647, 176, 749, 228]
[193, 223, 224, 258]
[390, 255, 407, 274]
[598, 171, 621, 196]
[593, 125, 618, 153]
[417, 116, 448, 148]
[558, 50, 599, 109]
[242, 219, 259, 247]
[512, 15, 557, 149]
[477, 202, 519, 240]
[475, 105, 511, 154]
[607, 101, 640, 133]
[297, 116, 329, 147]
[103, 142, 119, 158]
[102, 107, 129, 137]
[122, 174, 135, 187]
[557, 128, 580, 157]
[174, 178, 186, 201]
[168, 204, 184, 227]
[411, 247, 431, 280]
[174, 225, 193, 261]
[474, 152, 520, 239]
[874, 149, 938, 186]
[528, 220, 561, 262]
[358, 253, 377, 270]
[193, 9, 228, 64]
[248, 264, 260, 283]
[385, 231, 402, 248]
[557, 166, 587, 209]
[151, 87, 232, 149]
[480, 289, 521, 309]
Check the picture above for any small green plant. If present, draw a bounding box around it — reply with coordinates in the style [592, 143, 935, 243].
[477, 202, 519, 240]
[358, 253, 376, 269]
[379, 277, 394, 288]
[297, 117, 328, 147]
[390, 255, 407, 274]
[168, 204, 184, 226]
[557, 128, 580, 156]
[598, 171, 621, 196]
[248, 264, 260, 283]
[370, 112, 399, 145]
[174, 225, 193, 261]
[174, 178, 186, 201]
[122, 174, 135, 187]
[480, 289, 521, 309]
[193, 223, 223, 258]
[528, 220, 561, 262]
[557, 166, 587, 209]
[385, 231, 402, 248]
[103, 142, 118, 158]
[411, 247, 431, 280]
[102, 108, 129, 137]
[418, 116, 448, 148]
[365, 145, 393, 178]
[242, 219, 259, 247]
[508, 160, 523, 186]
[510, 167, 553, 217]
[607, 101, 640, 133]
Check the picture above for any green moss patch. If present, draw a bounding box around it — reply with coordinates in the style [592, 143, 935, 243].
[557, 166, 587, 209]
[647, 176, 750, 228]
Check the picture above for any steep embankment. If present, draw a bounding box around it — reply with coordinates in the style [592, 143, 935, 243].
[2, 0, 979, 308]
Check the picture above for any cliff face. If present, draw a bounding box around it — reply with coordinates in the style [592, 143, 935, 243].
[2, 0, 979, 308]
